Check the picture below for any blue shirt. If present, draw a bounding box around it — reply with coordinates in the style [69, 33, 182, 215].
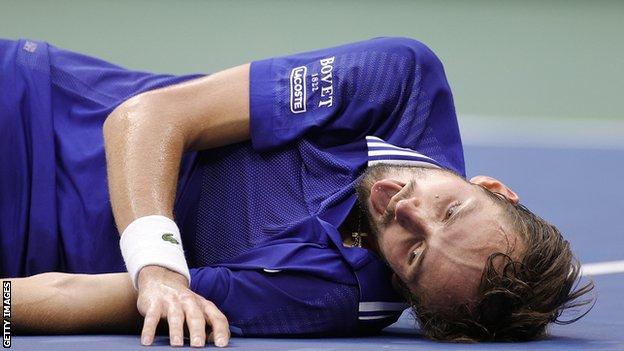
[0, 37, 465, 336]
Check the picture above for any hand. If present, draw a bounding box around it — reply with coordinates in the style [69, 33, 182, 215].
[136, 265, 230, 347]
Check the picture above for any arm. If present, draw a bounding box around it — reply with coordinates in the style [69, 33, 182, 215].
[9, 272, 141, 334]
[103, 63, 251, 233]
[103, 63, 250, 347]
[8, 271, 227, 338]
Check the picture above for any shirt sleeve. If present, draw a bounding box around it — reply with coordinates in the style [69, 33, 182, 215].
[189, 266, 360, 336]
[249, 36, 462, 166]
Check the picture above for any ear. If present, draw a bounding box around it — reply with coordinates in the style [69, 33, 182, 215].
[469, 175, 519, 204]
[368, 178, 406, 216]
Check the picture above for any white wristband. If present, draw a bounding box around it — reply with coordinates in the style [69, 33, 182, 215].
[119, 215, 191, 290]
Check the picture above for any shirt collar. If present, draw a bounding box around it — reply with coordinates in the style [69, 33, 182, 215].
[365, 135, 443, 168]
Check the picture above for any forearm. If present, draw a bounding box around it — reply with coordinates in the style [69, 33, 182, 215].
[8, 272, 141, 334]
[103, 64, 250, 233]
[103, 95, 185, 233]
[100, 65, 249, 346]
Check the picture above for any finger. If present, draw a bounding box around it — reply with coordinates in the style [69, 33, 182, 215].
[141, 304, 162, 346]
[183, 300, 206, 348]
[167, 305, 185, 347]
[203, 301, 230, 347]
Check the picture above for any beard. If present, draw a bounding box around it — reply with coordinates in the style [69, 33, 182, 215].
[352, 164, 432, 281]
[354, 164, 429, 245]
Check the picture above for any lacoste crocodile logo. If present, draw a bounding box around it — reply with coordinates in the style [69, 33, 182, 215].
[162, 233, 179, 245]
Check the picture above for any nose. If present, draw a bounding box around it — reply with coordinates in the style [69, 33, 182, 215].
[394, 198, 429, 238]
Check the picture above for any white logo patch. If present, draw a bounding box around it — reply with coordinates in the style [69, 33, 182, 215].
[290, 66, 307, 114]
[23, 41, 38, 53]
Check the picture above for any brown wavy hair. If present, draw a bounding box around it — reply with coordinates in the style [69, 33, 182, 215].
[399, 186, 595, 342]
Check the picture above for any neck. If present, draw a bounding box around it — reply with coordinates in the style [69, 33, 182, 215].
[338, 200, 379, 253]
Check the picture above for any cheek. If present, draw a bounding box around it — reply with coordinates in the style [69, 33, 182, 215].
[378, 225, 411, 268]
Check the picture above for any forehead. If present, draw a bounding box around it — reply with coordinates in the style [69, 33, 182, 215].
[448, 194, 510, 247]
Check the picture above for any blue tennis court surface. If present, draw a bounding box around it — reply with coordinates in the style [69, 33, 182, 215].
[11, 143, 624, 350]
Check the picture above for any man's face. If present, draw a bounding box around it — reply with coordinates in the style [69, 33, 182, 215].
[361, 166, 523, 308]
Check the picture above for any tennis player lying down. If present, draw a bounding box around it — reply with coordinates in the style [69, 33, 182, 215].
[0, 37, 593, 347]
